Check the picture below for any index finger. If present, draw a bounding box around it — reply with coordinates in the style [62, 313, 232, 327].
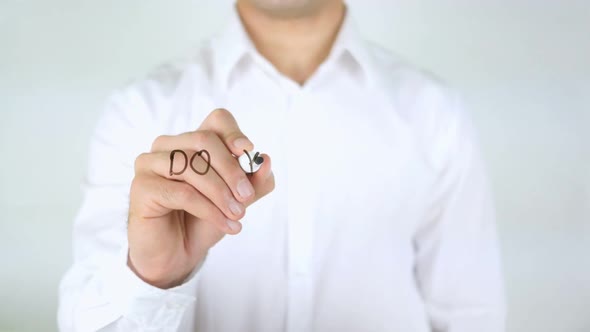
[199, 108, 254, 156]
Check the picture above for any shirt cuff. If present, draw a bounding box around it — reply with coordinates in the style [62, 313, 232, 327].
[101, 243, 204, 330]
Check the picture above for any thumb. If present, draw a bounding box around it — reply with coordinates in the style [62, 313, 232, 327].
[199, 108, 254, 156]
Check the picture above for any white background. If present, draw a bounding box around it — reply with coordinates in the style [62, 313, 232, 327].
[0, 1, 588, 331]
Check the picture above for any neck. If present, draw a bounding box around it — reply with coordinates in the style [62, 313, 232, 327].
[236, 1, 346, 85]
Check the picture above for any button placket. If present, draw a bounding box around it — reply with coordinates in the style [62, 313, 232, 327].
[285, 92, 315, 332]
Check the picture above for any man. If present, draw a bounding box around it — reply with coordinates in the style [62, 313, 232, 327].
[58, 0, 505, 331]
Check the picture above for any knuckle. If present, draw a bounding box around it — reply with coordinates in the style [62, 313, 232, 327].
[193, 130, 215, 147]
[209, 108, 230, 120]
[134, 153, 150, 172]
[151, 135, 168, 151]
[130, 175, 148, 194]
[208, 108, 232, 127]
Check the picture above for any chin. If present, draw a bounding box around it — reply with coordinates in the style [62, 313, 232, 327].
[245, 0, 332, 18]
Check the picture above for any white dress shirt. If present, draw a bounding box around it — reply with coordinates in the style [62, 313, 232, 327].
[58, 7, 505, 332]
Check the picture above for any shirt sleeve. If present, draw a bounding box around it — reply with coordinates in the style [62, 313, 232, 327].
[413, 92, 506, 332]
[57, 90, 201, 331]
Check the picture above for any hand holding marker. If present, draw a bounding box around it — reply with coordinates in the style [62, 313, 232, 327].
[128, 108, 274, 289]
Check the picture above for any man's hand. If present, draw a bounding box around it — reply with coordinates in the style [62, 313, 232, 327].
[127, 109, 275, 289]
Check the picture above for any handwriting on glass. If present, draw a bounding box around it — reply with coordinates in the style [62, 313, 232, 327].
[169, 149, 211, 176]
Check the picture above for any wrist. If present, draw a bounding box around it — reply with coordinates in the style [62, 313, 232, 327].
[126, 249, 208, 289]
[126, 253, 189, 289]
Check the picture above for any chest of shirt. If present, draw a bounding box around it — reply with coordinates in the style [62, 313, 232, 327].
[159, 75, 434, 242]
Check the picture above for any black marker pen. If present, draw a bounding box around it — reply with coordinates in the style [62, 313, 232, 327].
[239, 150, 264, 174]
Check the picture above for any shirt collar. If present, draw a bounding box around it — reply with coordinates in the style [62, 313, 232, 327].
[327, 7, 371, 78]
[210, 6, 255, 88]
[211, 5, 371, 89]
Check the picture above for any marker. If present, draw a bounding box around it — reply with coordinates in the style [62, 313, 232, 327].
[239, 150, 264, 174]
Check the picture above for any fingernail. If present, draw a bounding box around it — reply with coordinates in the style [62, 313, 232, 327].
[234, 137, 252, 150]
[228, 198, 243, 216]
[237, 179, 254, 199]
[226, 219, 241, 232]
